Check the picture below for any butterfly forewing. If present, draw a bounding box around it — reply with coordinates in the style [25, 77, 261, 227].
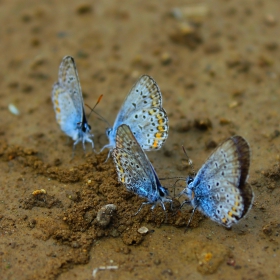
[57, 56, 84, 120]
[51, 56, 93, 149]
[104, 75, 169, 152]
[119, 75, 163, 118]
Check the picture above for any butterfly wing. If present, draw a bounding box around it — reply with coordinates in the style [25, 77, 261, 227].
[52, 56, 85, 139]
[189, 136, 253, 227]
[109, 75, 168, 150]
[112, 124, 160, 203]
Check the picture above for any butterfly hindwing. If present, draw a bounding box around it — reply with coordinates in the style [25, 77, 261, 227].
[112, 124, 158, 200]
[185, 136, 253, 227]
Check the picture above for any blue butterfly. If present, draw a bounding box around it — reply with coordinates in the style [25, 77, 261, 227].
[180, 136, 254, 228]
[101, 75, 168, 155]
[52, 56, 93, 150]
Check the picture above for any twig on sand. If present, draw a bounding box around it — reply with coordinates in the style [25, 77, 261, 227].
[92, 265, 119, 278]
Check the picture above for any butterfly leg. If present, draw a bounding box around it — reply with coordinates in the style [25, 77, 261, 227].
[104, 150, 111, 163]
[172, 178, 186, 197]
[167, 198, 175, 211]
[158, 201, 169, 223]
[86, 138, 94, 152]
[100, 143, 111, 153]
[134, 201, 153, 216]
[177, 188, 187, 199]
[71, 140, 79, 158]
[98, 144, 112, 162]
[185, 206, 198, 232]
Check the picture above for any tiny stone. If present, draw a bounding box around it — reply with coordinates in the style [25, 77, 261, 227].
[160, 52, 172, 65]
[229, 101, 239, 108]
[138, 226, 149, 234]
[154, 258, 161, 265]
[264, 14, 277, 26]
[8, 104, 20, 116]
[205, 140, 217, 150]
[194, 118, 212, 130]
[219, 118, 230, 125]
[263, 225, 272, 235]
[76, 4, 92, 15]
[96, 204, 117, 228]
[162, 269, 173, 276]
[71, 241, 80, 248]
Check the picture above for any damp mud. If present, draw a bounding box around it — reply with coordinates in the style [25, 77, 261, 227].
[1, 0, 280, 279]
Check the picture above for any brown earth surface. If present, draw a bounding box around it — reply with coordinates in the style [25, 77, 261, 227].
[1, 0, 280, 279]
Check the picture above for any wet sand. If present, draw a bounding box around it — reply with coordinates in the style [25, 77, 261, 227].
[1, 0, 280, 279]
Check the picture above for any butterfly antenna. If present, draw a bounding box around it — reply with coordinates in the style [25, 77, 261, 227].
[160, 176, 185, 180]
[85, 95, 110, 126]
[182, 145, 196, 177]
[170, 178, 184, 197]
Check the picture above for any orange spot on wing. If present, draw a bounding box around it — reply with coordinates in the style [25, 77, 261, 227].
[153, 140, 158, 148]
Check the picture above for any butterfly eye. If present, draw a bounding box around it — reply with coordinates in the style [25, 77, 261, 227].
[106, 128, 113, 137]
[187, 176, 194, 185]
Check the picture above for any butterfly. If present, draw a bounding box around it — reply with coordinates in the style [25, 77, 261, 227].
[180, 136, 254, 228]
[101, 75, 168, 155]
[112, 124, 172, 214]
[52, 56, 93, 150]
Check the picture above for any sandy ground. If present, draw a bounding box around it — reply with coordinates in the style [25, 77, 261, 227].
[1, 0, 280, 279]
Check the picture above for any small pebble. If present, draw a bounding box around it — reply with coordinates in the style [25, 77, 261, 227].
[160, 52, 172, 65]
[76, 4, 92, 15]
[171, 5, 209, 23]
[138, 226, 149, 235]
[219, 118, 230, 125]
[194, 118, 212, 130]
[228, 101, 239, 108]
[264, 14, 277, 26]
[205, 140, 217, 150]
[8, 104, 20, 116]
[96, 204, 117, 227]
[262, 225, 273, 236]
[32, 189, 46, 195]
[154, 258, 161, 265]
